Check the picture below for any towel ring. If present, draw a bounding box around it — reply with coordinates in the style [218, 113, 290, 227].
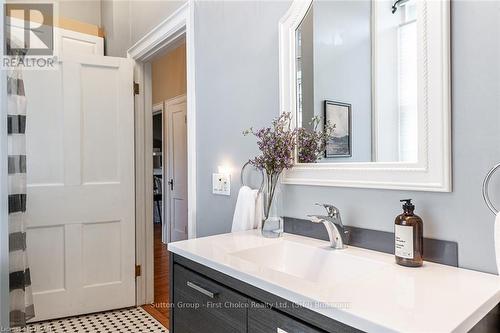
[482, 162, 500, 215]
[240, 161, 264, 193]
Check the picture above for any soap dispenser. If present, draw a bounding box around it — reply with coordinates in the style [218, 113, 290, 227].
[395, 199, 423, 267]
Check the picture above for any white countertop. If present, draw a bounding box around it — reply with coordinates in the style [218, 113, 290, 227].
[168, 230, 500, 333]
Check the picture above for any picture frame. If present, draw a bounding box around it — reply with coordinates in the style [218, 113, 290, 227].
[324, 100, 352, 158]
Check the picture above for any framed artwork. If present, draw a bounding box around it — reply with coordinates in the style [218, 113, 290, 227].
[324, 100, 352, 158]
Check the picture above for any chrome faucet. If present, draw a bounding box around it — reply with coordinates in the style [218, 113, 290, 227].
[307, 203, 349, 249]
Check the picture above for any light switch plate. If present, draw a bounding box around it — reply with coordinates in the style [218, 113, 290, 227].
[212, 173, 231, 196]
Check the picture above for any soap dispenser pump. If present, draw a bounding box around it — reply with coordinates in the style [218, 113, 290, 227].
[395, 199, 423, 267]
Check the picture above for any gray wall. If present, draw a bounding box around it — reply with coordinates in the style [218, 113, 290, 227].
[129, 0, 185, 44]
[58, 0, 102, 26]
[194, 0, 500, 274]
[194, 0, 291, 237]
[101, 0, 186, 57]
[101, 0, 132, 57]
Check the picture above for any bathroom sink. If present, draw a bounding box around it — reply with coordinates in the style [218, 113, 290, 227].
[170, 231, 500, 333]
[229, 240, 386, 286]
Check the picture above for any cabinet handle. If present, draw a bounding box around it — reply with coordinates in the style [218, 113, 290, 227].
[186, 281, 217, 298]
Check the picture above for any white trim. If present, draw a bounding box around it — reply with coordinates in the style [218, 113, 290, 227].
[279, 0, 451, 192]
[370, 0, 378, 162]
[144, 63, 155, 304]
[186, 1, 197, 241]
[129, 1, 197, 306]
[128, 3, 187, 62]
[133, 61, 154, 305]
[152, 102, 164, 115]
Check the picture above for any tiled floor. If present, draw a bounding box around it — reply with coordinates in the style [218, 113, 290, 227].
[16, 307, 168, 333]
[16, 223, 170, 333]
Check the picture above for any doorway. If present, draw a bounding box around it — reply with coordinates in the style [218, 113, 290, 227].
[129, 2, 196, 330]
[141, 43, 188, 329]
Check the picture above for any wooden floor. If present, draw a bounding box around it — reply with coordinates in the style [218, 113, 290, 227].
[142, 223, 170, 329]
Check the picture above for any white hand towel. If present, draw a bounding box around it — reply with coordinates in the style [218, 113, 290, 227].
[232, 186, 259, 232]
[495, 212, 500, 275]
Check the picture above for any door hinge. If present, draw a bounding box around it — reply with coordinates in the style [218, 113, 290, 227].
[133, 82, 140, 95]
[135, 264, 141, 277]
[185, 115, 187, 124]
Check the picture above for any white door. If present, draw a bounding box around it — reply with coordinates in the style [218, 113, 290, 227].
[165, 95, 188, 242]
[54, 28, 104, 56]
[23, 54, 135, 321]
[9, 17, 104, 57]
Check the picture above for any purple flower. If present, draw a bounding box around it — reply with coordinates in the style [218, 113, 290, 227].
[244, 113, 334, 221]
[244, 112, 297, 175]
[297, 116, 335, 163]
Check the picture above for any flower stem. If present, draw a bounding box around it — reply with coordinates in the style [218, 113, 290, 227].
[264, 171, 279, 221]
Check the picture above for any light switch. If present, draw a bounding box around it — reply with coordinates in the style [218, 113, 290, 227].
[212, 173, 230, 196]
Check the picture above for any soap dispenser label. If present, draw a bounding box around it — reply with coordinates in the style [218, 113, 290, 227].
[395, 225, 414, 259]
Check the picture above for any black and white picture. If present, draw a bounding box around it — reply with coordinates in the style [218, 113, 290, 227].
[325, 100, 352, 158]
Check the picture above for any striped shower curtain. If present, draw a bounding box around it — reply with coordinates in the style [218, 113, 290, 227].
[7, 60, 35, 326]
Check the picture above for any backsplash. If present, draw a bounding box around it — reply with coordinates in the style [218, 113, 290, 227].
[284, 217, 459, 267]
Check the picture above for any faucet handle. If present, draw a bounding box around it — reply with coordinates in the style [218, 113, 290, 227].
[344, 229, 350, 244]
[315, 203, 338, 218]
[306, 214, 323, 224]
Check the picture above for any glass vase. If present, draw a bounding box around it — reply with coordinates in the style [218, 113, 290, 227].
[261, 172, 283, 238]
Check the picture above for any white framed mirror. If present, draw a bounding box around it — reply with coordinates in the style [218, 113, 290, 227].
[279, 0, 451, 192]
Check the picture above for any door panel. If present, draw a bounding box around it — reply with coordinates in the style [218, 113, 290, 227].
[23, 55, 135, 321]
[23, 68, 64, 186]
[82, 221, 122, 286]
[166, 95, 188, 242]
[80, 65, 120, 183]
[26, 226, 65, 293]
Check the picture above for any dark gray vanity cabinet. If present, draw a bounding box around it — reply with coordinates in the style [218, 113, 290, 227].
[170, 253, 362, 333]
[248, 307, 325, 333]
[172, 261, 326, 333]
[172, 264, 248, 333]
[170, 251, 500, 333]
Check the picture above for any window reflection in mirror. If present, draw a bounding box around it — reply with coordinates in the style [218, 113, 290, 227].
[295, 0, 418, 164]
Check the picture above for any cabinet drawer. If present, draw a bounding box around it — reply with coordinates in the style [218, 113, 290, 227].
[173, 264, 248, 333]
[249, 306, 326, 333]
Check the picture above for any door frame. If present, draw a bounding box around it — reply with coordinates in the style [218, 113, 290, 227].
[128, 1, 197, 305]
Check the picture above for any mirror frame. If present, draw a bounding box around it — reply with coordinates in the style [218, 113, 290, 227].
[279, 0, 451, 192]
